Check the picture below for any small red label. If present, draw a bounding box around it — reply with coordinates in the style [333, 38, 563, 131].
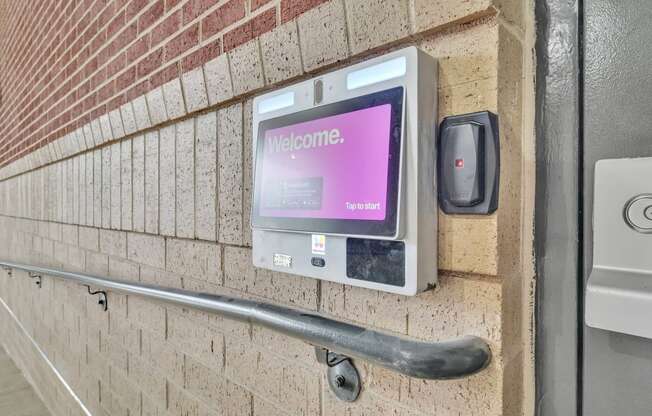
[455, 158, 464, 168]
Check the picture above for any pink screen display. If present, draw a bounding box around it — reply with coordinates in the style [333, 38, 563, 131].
[259, 104, 393, 220]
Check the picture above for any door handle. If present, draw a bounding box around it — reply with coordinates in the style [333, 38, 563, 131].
[586, 157, 652, 339]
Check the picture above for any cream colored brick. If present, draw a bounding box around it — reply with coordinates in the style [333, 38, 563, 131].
[252, 326, 314, 365]
[345, 0, 410, 54]
[75, 128, 87, 152]
[100, 381, 127, 416]
[141, 394, 166, 416]
[186, 356, 226, 406]
[159, 125, 176, 236]
[132, 135, 145, 232]
[195, 111, 218, 241]
[129, 355, 166, 405]
[224, 247, 318, 310]
[109, 108, 126, 139]
[127, 233, 165, 269]
[439, 214, 498, 275]
[298, 0, 349, 71]
[110, 142, 121, 230]
[61, 224, 78, 245]
[108, 367, 140, 415]
[440, 77, 497, 118]
[100, 114, 113, 143]
[120, 102, 137, 135]
[141, 331, 185, 384]
[73, 157, 80, 224]
[406, 275, 502, 346]
[140, 265, 183, 289]
[176, 118, 195, 238]
[85, 153, 94, 226]
[166, 238, 221, 283]
[204, 53, 234, 105]
[278, 366, 321, 416]
[144, 131, 159, 234]
[229, 39, 264, 96]
[68, 158, 75, 224]
[163, 78, 187, 119]
[120, 140, 132, 231]
[79, 154, 86, 225]
[182, 67, 209, 112]
[57, 162, 63, 222]
[91, 120, 103, 147]
[132, 95, 152, 130]
[217, 104, 243, 245]
[206, 381, 248, 416]
[364, 365, 401, 402]
[168, 310, 224, 369]
[224, 246, 256, 292]
[413, 0, 493, 33]
[69, 246, 86, 271]
[86, 251, 109, 275]
[172, 304, 247, 341]
[93, 150, 102, 228]
[99, 229, 127, 258]
[253, 398, 288, 416]
[79, 227, 99, 252]
[496, 25, 524, 284]
[321, 285, 409, 334]
[419, 22, 498, 88]
[260, 21, 303, 84]
[101, 147, 111, 229]
[324, 383, 425, 416]
[63, 159, 70, 223]
[396, 361, 502, 415]
[108, 257, 139, 280]
[83, 124, 97, 149]
[168, 380, 219, 416]
[224, 337, 258, 387]
[129, 295, 165, 338]
[146, 86, 168, 126]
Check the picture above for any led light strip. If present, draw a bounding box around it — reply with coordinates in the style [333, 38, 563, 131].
[258, 91, 295, 114]
[346, 56, 407, 90]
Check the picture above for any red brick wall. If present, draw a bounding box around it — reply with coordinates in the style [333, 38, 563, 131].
[0, 0, 327, 167]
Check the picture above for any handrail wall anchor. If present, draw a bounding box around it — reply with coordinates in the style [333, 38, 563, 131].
[85, 285, 108, 311]
[315, 347, 361, 402]
[28, 272, 42, 288]
[2, 266, 12, 277]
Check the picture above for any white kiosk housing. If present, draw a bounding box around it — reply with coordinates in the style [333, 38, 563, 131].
[251, 47, 438, 296]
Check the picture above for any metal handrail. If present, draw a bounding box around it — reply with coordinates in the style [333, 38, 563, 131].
[0, 260, 491, 380]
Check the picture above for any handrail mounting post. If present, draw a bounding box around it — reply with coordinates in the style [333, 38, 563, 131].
[315, 347, 361, 402]
[2, 266, 12, 277]
[28, 272, 42, 288]
[85, 285, 108, 311]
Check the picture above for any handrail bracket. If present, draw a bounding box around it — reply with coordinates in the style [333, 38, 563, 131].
[85, 285, 108, 311]
[315, 347, 361, 402]
[28, 272, 42, 288]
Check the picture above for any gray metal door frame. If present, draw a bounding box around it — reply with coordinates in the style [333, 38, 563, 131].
[535, 0, 583, 415]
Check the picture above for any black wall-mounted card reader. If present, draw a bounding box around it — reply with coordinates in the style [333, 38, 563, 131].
[438, 111, 499, 215]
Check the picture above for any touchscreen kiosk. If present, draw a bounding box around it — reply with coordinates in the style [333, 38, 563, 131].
[252, 47, 438, 295]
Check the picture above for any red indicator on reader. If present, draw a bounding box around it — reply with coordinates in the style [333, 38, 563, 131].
[455, 158, 464, 168]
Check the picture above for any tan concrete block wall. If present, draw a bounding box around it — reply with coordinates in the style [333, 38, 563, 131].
[0, 1, 535, 415]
